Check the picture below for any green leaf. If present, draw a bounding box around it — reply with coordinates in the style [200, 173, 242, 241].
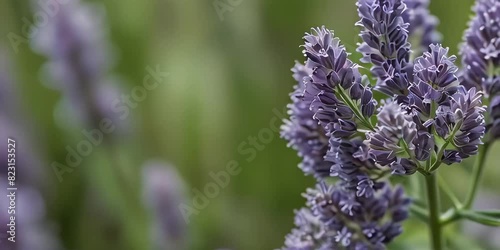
[459, 210, 500, 227]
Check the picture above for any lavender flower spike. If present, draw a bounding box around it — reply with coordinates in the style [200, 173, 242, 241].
[301, 27, 376, 136]
[409, 44, 459, 116]
[282, 182, 410, 250]
[414, 44, 458, 92]
[281, 62, 331, 178]
[366, 101, 419, 175]
[435, 86, 486, 163]
[356, 0, 412, 96]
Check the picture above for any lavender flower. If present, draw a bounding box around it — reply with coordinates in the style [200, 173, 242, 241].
[143, 161, 187, 250]
[301, 27, 376, 136]
[461, 0, 500, 140]
[435, 86, 486, 162]
[366, 101, 419, 175]
[414, 44, 458, 93]
[408, 44, 458, 120]
[403, 0, 441, 54]
[281, 62, 331, 178]
[356, 0, 412, 96]
[282, 182, 410, 250]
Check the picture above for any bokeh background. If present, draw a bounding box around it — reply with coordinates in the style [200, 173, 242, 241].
[2, 0, 500, 249]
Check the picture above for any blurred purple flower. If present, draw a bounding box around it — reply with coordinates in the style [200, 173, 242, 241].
[143, 161, 187, 250]
[0, 180, 62, 250]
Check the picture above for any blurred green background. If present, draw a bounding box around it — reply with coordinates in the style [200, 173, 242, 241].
[3, 0, 500, 249]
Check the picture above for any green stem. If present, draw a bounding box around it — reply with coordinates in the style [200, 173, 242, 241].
[463, 142, 491, 209]
[425, 173, 443, 250]
[440, 208, 460, 226]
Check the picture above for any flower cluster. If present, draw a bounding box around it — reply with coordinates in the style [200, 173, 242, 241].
[461, 0, 500, 139]
[367, 44, 484, 172]
[281, 0, 491, 248]
[283, 182, 410, 250]
[282, 25, 407, 250]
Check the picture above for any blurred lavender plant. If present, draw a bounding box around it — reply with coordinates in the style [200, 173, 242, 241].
[29, 1, 147, 249]
[143, 161, 188, 250]
[0, 49, 62, 250]
[281, 0, 500, 249]
[31, 0, 125, 131]
[0, 180, 62, 250]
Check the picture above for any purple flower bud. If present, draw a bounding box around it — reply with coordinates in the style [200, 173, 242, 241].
[361, 87, 377, 117]
[330, 119, 358, 138]
[442, 150, 462, 165]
